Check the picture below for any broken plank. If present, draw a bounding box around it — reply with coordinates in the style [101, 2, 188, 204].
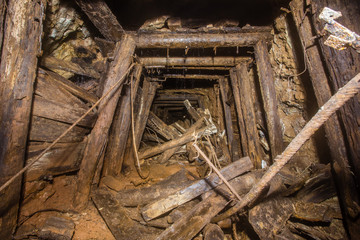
[41, 56, 100, 79]
[75, 0, 124, 41]
[74, 35, 136, 210]
[25, 141, 87, 181]
[147, 111, 180, 141]
[138, 118, 207, 160]
[32, 95, 96, 128]
[156, 171, 260, 240]
[254, 39, 283, 159]
[29, 116, 89, 143]
[184, 99, 202, 121]
[115, 169, 195, 207]
[203, 224, 225, 240]
[141, 157, 253, 221]
[92, 188, 161, 240]
[0, 1, 46, 237]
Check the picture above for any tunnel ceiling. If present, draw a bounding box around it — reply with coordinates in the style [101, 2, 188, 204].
[104, 0, 291, 30]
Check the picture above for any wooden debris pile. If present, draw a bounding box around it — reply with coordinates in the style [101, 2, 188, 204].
[94, 158, 345, 240]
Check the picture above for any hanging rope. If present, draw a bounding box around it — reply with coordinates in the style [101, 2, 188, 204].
[212, 72, 360, 223]
[0, 63, 136, 194]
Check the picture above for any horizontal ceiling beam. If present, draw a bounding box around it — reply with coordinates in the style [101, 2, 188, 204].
[134, 30, 272, 48]
[140, 57, 251, 67]
[162, 74, 224, 80]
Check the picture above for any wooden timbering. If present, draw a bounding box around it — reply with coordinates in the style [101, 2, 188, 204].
[75, 0, 124, 41]
[122, 79, 159, 172]
[140, 56, 250, 67]
[103, 64, 142, 177]
[73, 35, 136, 209]
[230, 64, 263, 168]
[0, 0, 46, 237]
[254, 39, 283, 159]
[135, 30, 272, 48]
[290, 0, 360, 237]
[218, 77, 239, 160]
[0, 0, 5, 55]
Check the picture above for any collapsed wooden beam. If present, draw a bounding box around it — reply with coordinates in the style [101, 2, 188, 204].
[74, 35, 136, 209]
[135, 31, 272, 48]
[140, 57, 250, 67]
[0, 1, 46, 237]
[75, 0, 124, 41]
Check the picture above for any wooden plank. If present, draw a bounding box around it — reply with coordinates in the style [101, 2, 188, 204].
[254, 39, 283, 159]
[41, 56, 100, 79]
[73, 35, 136, 210]
[138, 118, 206, 160]
[115, 169, 194, 207]
[102, 64, 142, 177]
[229, 68, 249, 158]
[203, 224, 225, 240]
[32, 95, 96, 128]
[0, 0, 46, 237]
[140, 56, 250, 67]
[135, 31, 272, 48]
[92, 188, 161, 240]
[141, 157, 253, 221]
[147, 111, 180, 140]
[218, 77, 238, 159]
[75, 0, 124, 41]
[156, 171, 260, 240]
[0, 0, 5, 55]
[29, 116, 90, 143]
[231, 65, 263, 168]
[43, 69, 99, 104]
[162, 74, 224, 80]
[290, 1, 360, 237]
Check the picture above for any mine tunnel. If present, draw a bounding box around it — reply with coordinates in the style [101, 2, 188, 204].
[1, 0, 360, 239]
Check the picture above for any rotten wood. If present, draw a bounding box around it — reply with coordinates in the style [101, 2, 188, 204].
[75, 0, 124, 41]
[254, 39, 283, 159]
[135, 31, 272, 48]
[184, 99, 202, 121]
[147, 111, 181, 140]
[73, 35, 135, 209]
[25, 141, 87, 181]
[203, 224, 225, 240]
[115, 169, 194, 207]
[218, 77, 238, 160]
[140, 56, 250, 67]
[231, 65, 263, 168]
[29, 116, 89, 143]
[92, 188, 161, 240]
[162, 74, 225, 80]
[41, 56, 100, 79]
[103, 64, 142, 177]
[138, 118, 206, 160]
[0, 0, 46, 237]
[0, 0, 5, 55]
[290, 0, 360, 237]
[141, 157, 253, 221]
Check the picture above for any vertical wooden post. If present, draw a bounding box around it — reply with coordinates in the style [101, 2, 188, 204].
[73, 35, 135, 209]
[254, 40, 283, 159]
[0, 0, 46, 237]
[103, 64, 142, 177]
[122, 79, 158, 172]
[230, 64, 263, 168]
[290, 0, 360, 237]
[218, 77, 239, 160]
[0, 0, 6, 55]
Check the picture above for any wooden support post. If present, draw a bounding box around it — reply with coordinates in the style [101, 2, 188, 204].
[73, 35, 135, 209]
[230, 65, 263, 168]
[135, 31, 272, 48]
[0, 0, 46, 237]
[103, 64, 142, 177]
[0, 0, 5, 55]
[122, 79, 158, 171]
[140, 56, 250, 67]
[290, 0, 360, 237]
[218, 77, 239, 160]
[75, 0, 124, 41]
[254, 39, 283, 159]
[229, 68, 249, 157]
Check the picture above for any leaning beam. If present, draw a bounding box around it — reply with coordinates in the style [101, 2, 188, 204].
[135, 31, 272, 48]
